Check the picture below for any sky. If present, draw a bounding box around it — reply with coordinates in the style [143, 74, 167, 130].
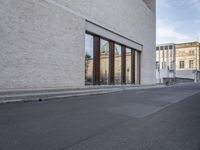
[156, 0, 200, 44]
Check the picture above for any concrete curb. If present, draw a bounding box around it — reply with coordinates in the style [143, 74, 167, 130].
[0, 85, 166, 105]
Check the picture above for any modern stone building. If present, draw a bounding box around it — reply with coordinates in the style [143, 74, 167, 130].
[156, 41, 200, 83]
[0, 0, 156, 90]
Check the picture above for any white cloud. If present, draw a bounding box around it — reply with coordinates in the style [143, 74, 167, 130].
[156, 0, 200, 44]
[156, 19, 195, 44]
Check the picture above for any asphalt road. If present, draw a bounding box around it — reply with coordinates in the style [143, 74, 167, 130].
[0, 83, 200, 150]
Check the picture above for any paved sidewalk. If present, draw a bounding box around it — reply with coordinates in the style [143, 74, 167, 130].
[0, 83, 200, 150]
[0, 84, 165, 104]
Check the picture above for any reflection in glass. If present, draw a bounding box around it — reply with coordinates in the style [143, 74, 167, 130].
[114, 44, 121, 84]
[85, 34, 93, 85]
[135, 51, 141, 84]
[100, 39, 109, 85]
[126, 48, 132, 84]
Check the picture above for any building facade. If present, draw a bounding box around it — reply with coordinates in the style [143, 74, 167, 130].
[0, 0, 156, 90]
[176, 42, 200, 81]
[156, 42, 200, 83]
[156, 44, 176, 83]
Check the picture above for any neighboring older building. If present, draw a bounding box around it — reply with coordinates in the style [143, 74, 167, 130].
[175, 42, 200, 81]
[0, 0, 156, 90]
[156, 41, 200, 83]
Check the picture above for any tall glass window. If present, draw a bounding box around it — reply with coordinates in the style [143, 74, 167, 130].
[85, 34, 94, 85]
[135, 51, 141, 84]
[100, 39, 109, 85]
[126, 48, 132, 84]
[85, 33, 141, 86]
[114, 44, 122, 84]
